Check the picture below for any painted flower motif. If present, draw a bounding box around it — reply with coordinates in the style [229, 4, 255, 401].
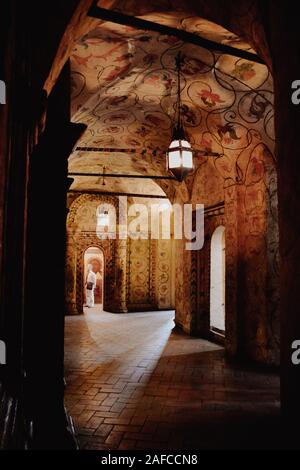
[145, 73, 173, 90]
[160, 285, 168, 294]
[198, 89, 225, 107]
[217, 123, 240, 144]
[72, 54, 92, 67]
[180, 104, 198, 126]
[182, 58, 206, 75]
[145, 74, 161, 86]
[232, 62, 256, 81]
[106, 64, 131, 81]
[159, 272, 169, 282]
[199, 137, 213, 152]
[249, 96, 268, 120]
[134, 288, 146, 297]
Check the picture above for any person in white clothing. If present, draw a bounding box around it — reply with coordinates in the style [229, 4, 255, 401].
[85, 264, 97, 308]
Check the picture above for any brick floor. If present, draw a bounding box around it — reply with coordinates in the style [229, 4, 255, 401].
[64, 309, 281, 450]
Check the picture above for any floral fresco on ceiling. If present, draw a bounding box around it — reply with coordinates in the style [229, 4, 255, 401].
[70, 14, 274, 197]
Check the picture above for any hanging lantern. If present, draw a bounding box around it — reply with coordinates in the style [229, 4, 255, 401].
[167, 125, 194, 182]
[167, 52, 194, 182]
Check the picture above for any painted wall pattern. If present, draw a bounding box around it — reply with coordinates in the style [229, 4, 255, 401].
[127, 239, 154, 310]
[66, 194, 117, 313]
[69, 11, 274, 202]
[156, 239, 174, 309]
[66, 194, 174, 314]
[175, 141, 279, 365]
[68, 7, 279, 365]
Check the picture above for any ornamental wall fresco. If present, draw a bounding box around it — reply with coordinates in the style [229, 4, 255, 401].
[68, 6, 279, 365]
[66, 193, 175, 315]
[69, 9, 274, 202]
[174, 131, 279, 366]
[66, 194, 117, 313]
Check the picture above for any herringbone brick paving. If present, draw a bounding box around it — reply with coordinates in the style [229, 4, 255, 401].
[64, 310, 281, 450]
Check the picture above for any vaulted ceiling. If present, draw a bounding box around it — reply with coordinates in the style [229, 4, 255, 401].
[68, 2, 274, 199]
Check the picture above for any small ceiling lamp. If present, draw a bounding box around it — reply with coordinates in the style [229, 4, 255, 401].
[167, 52, 194, 182]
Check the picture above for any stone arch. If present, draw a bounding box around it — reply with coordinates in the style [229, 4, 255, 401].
[67, 193, 118, 314]
[67, 193, 118, 227]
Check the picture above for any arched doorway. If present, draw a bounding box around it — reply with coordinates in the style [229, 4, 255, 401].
[210, 226, 225, 336]
[83, 246, 104, 310]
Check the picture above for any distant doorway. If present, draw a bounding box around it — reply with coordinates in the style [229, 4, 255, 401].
[210, 226, 225, 337]
[83, 247, 104, 309]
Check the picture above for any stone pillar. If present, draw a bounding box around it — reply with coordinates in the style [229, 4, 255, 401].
[65, 234, 78, 315]
[224, 185, 239, 357]
[112, 239, 128, 313]
[24, 62, 86, 448]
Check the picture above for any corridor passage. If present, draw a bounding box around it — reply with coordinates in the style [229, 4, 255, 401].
[64, 310, 280, 450]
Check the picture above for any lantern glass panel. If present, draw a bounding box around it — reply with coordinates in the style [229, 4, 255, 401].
[181, 140, 191, 148]
[169, 140, 180, 148]
[182, 150, 193, 168]
[168, 149, 181, 168]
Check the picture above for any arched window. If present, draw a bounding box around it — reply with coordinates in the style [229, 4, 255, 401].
[83, 247, 104, 310]
[210, 226, 225, 335]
